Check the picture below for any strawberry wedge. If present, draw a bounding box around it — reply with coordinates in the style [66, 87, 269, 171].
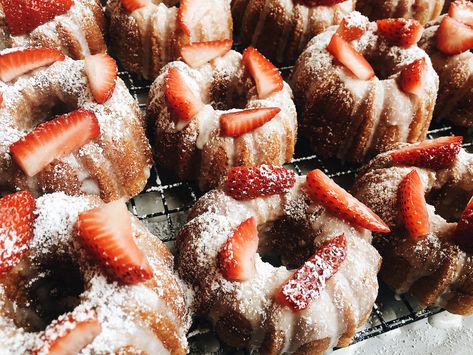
[10, 109, 100, 177]
[451, 196, 473, 252]
[275, 234, 347, 311]
[400, 58, 427, 96]
[0, 47, 65, 82]
[85, 53, 118, 104]
[327, 33, 375, 80]
[436, 15, 473, 55]
[220, 107, 280, 137]
[390, 136, 463, 170]
[181, 40, 233, 68]
[218, 217, 258, 282]
[0, 191, 36, 274]
[398, 170, 430, 240]
[376, 18, 423, 48]
[77, 199, 153, 284]
[178, 0, 211, 36]
[306, 169, 390, 233]
[337, 13, 369, 41]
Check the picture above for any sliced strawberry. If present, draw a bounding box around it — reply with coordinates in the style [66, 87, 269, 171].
[164, 67, 204, 125]
[451, 196, 473, 252]
[226, 165, 296, 200]
[398, 170, 430, 240]
[77, 199, 153, 284]
[337, 13, 369, 41]
[10, 109, 100, 177]
[180, 40, 233, 68]
[0, 47, 65, 82]
[449, 0, 473, 27]
[177, 0, 211, 36]
[436, 15, 473, 54]
[121, 0, 150, 13]
[2, 0, 73, 36]
[306, 169, 390, 233]
[33, 310, 101, 355]
[84, 54, 118, 104]
[218, 217, 258, 281]
[400, 58, 427, 96]
[326, 33, 375, 80]
[275, 234, 347, 311]
[242, 47, 283, 99]
[296, 0, 346, 5]
[390, 136, 463, 170]
[376, 18, 423, 48]
[220, 107, 280, 137]
[0, 191, 35, 274]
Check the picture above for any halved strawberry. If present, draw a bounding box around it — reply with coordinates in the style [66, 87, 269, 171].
[0, 47, 65, 82]
[121, 0, 150, 13]
[326, 33, 375, 80]
[33, 310, 101, 355]
[449, 0, 473, 27]
[0, 191, 35, 274]
[337, 12, 369, 41]
[398, 170, 430, 240]
[2, 0, 73, 36]
[218, 217, 258, 282]
[226, 165, 296, 200]
[451, 196, 473, 252]
[306, 169, 390, 232]
[275, 234, 347, 311]
[242, 47, 283, 99]
[436, 15, 473, 54]
[0, 92, 2, 106]
[177, 0, 211, 36]
[180, 40, 233, 68]
[165, 67, 204, 125]
[390, 136, 463, 170]
[10, 109, 100, 177]
[376, 18, 423, 48]
[400, 57, 427, 96]
[77, 199, 153, 284]
[84, 54, 118, 104]
[220, 107, 280, 137]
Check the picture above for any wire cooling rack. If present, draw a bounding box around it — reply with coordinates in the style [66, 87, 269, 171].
[117, 57, 473, 354]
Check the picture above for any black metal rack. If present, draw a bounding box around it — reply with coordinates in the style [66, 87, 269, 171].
[118, 58, 473, 353]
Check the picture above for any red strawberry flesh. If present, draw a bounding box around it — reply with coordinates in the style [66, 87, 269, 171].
[452, 196, 473, 252]
[390, 136, 463, 170]
[376, 18, 424, 48]
[275, 234, 347, 311]
[180, 39, 233, 68]
[121, 0, 150, 13]
[220, 107, 280, 137]
[84, 53, 118, 104]
[306, 169, 390, 232]
[436, 15, 473, 55]
[337, 12, 369, 41]
[400, 57, 427, 96]
[218, 217, 258, 282]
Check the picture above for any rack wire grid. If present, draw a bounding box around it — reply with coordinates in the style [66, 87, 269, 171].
[117, 48, 473, 354]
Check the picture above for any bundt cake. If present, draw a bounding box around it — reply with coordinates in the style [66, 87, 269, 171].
[231, 0, 355, 64]
[0, 47, 152, 202]
[147, 46, 297, 190]
[0, 191, 191, 353]
[290, 12, 439, 163]
[106, 0, 233, 79]
[419, 0, 473, 127]
[177, 165, 387, 352]
[353, 136, 473, 315]
[0, 0, 106, 59]
[356, 0, 447, 25]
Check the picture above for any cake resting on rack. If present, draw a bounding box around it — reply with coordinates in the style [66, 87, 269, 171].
[147, 45, 297, 190]
[291, 12, 439, 163]
[177, 165, 387, 353]
[0, 47, 152, 202]
[353, 136, 473, 315]
[0, 0, 106, 59]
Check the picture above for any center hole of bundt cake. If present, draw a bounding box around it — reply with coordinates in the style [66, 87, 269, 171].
[19, 96, 77, 131]
[7, 256, 84, 332]
[427, 186, 472, 223]
[208, 77, 248, 111]
[257, 217, 316, 270]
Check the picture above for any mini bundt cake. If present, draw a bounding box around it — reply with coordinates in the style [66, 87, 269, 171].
[353, 136, 473, 315]
[231, 0, 355, 64]
[0, 47, 152, 202]
[0, 0, 106, 59]
[290, 12, 439, 163]
[0, 191, 191, 353]
[106, 0, 233, 79]
[356, 0, 447, 25]
[419, 0, 473, 127]
[147, 46, 297, 190]
[177, 165, 388, 353]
